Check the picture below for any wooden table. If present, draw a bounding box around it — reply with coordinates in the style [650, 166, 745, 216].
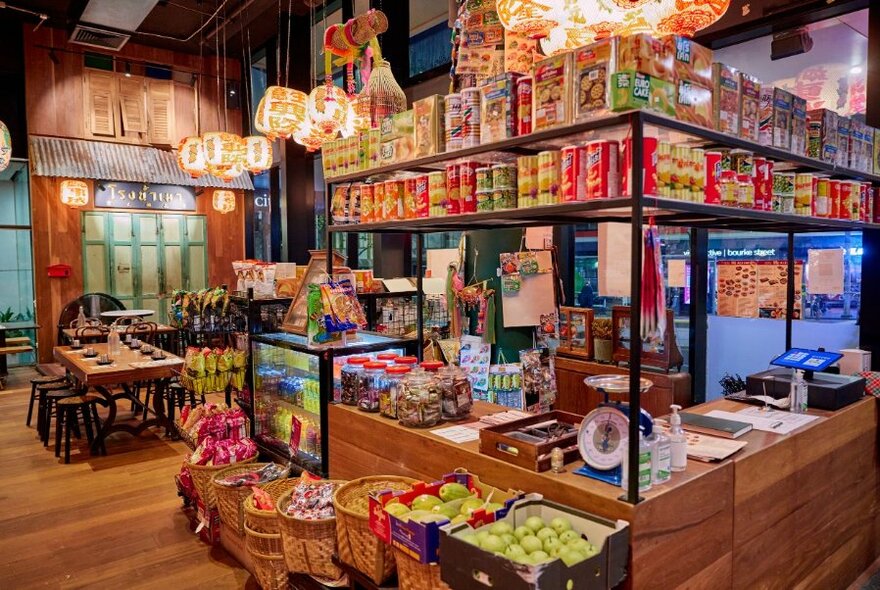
[62, 324, 180, 354]
[53, 344, 183, 453]
[329, 397, 880, 589]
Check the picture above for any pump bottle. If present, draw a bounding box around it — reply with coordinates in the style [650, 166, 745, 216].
[650, 419, 671, 484]
[669, 404, 688, 472]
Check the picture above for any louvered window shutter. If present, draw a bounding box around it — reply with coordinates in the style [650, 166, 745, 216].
[118, 76, 147, 134]
[86, 71, 116, 137]
[147, 80, 175, 145]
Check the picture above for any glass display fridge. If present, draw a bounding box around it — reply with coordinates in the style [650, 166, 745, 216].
[250, 331, 414, 475]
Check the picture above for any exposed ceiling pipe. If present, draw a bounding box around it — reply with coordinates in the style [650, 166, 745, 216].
[203, 0, 259, 43]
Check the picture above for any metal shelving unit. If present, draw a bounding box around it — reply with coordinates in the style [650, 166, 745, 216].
[324, 109, 877, 504]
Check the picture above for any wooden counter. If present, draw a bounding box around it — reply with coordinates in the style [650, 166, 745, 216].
[328, 397, 880, 589]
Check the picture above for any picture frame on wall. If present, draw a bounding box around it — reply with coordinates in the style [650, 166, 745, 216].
[611, 306, 681, 372]
[557, 306, 593, 359]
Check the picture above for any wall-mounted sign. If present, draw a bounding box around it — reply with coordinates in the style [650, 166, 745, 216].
[94, 181, 197, 211]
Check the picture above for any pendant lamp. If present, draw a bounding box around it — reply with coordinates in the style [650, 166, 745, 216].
[307, 82, 350, 136]
[254, 86, 309, 140]
[60, 179, 89, 207]
[212, 189, 236, 214]
[176, 136, 207, 178]
[243, 135, 273, 172]
[0, 121, 10, 172]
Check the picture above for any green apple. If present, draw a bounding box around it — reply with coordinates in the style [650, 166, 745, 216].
[489, 521, 514, 536]
[384, 503, 410, 517]
[520, 535, 543, 554]
[550, 517, 573, 535]
[505, 543, 526, 559]
[501, 533, 517, 548]
[484, 502, 504, 514]
[480, 534, 507, 553]
[529, 550, 551, 563]
[524, 516, 545, 533]
[558, 530, 580, 544]
[433, 503, 460, 519]
[439, 482, 471, 502]
[583, 544, 601, 558]
[542, 537, 562, 555]
[400, 510, 434, 523]
[460, 498, 484, 516]
[450, 514, 468, 525]
[514, 525, 533, 541]
[536, 527, 558, 542]
[511, 552, 532, 565]
[411, 513, 449, 524]
[567, 538, 591, 554]
[475, 530, 491, 543]
[462, 534, 480, 546]
[411, 494, 443, 512]
[559, 547, 585, 567]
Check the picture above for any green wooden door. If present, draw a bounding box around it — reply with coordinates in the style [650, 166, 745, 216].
[83, 212, 208, 322]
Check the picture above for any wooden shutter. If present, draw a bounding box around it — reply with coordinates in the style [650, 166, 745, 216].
[147, 79, 175, 145]
[85, 70, 116, 137]
[118, 75, 147, 135]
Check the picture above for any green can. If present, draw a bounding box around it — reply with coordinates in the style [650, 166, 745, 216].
[476, 189, 494, 211]
[492, 164, 517, 189]
[476, 167, 493, 192]
[492, 188, 517, 210]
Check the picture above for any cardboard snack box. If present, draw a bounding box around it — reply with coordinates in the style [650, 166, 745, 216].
[380, 110, 415, 164]
[667, 35, 713, 87]
[368, 471, 522, 565]
[873, 129, 880, 176]
[440, 494, 630, 590]
[807, 108, 839, 164]
[676, 79, 713, 128]
[616, 33, 672, 81]
[790, 95, 808, 156]
[739, 72, 761, 142]
[759, 87, 792, 149]
[712, 63, 740, 136]
[836, 116, 851, 169]
[851, 119, 872, 172]
[481, 73, 520, 143]
[572, 38, 616, 121]
[610, 70, 675, 116]
[533, 52, 573, 132]
[413, 95, 446, 158]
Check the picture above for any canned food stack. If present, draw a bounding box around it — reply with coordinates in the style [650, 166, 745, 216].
[517, 156, 539, 208]
[492, 164, 518, 210]
[537, 150, 561, 206]
[445, 164, 461, 215]
[461, 88, 481, 149]
[459, 161, 480, 213]
[428, 171, 447, 217]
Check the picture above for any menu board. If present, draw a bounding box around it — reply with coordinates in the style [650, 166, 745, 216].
[716, 261, 803, 319]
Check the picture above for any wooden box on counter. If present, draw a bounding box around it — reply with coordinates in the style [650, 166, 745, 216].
[479, 411, 582, 472]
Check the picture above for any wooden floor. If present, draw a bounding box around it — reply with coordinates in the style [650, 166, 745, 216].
[0, 368, 254, 589]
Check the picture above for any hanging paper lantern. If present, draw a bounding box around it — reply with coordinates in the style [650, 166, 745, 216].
[243, 135, 273, 172]
[496, 0, 560, 39]
[645, 0, 731, 37]
[340, 94, 372, 139]
[60, 179, 89, 207]
[254, 86, 309, 140]
[212, 189, 236, 214]
[202, 132, 244, 167]
[307, 82, 350, 136]
[0, 120, 10, 173]
[176, 136, 207, 178]
[292, 121, 336, 153]
[207, 161, 245, 182]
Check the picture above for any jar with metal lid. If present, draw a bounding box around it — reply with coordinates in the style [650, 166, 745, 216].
[438, 365, 474, 420]
[395, 356, 419, 368]
[397, 369, 442, 428]
[380, 365, 411, 419]
[340, 357, 369, 406]
[358, 361, 387, 412]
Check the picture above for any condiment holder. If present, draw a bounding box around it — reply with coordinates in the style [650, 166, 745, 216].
[84, 347, 97, 358]
[97, 353, 113, 365]
[151, 350, 166, 361]
[140, 344, 154, 355]
[71, 339, 82, 349]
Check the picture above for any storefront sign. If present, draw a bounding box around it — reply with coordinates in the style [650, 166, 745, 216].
[94, 181, 197, 211]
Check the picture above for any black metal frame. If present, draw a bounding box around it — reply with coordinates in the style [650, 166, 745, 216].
[324, 109, 877, 504]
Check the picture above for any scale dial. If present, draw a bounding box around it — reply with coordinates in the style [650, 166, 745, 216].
[578, 406, 629, 471]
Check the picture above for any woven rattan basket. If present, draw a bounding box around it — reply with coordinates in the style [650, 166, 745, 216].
[394, 547, 450, 590]
[187, 453, 257, 508]
[244, 478, 298, 535]
[249, 549, 290, 590]
[276, 480, 346, 579]
[212, 463, 284, 537]
[333, 475, 416, 585]
[245, 522, 285, 556]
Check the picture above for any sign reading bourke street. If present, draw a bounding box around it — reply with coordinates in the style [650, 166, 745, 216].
[94, 181, 197, 211]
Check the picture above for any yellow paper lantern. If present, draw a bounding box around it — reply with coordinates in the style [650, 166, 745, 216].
[496, 0, 560, 39]
[243, 135, 273, 172]
[0, 120, 11, 173]
[60, 179, 89, 207]
[212, 189, 236, 214]
[341, 94, 371, 138]
[176, 136, 206, 178]
[307, 83, 350, 136]
[202, 132, 244, 167]
[254, 86, 309, 140]
[292, 120, 336, 153]
[207, 161, 245, 182]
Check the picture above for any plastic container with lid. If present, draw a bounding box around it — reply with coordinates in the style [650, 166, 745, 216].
[380, 365, 412, 419]
[394, 356, 419, 367]
[340, 356, 370, 406]
[358, 362, 388, 412]
[438, 365, 474, 420]
[397, 368, 442, 428]
[376, 352, 399, 362]
[420, 361, 445, 372]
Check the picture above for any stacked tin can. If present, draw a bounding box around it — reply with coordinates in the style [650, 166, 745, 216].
[517, 156, 539, 208]
[428, 171, 447, 217]
[537, 150, 561, 205]
[491, 164, 517, 210]
[461, 88, 481, 149]
[445, 93, 463, 151]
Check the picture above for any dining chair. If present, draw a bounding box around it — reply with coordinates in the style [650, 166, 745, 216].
[74, 325, 110, 345]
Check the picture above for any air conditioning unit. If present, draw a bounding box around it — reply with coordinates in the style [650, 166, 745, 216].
[68, 25, 130, 51]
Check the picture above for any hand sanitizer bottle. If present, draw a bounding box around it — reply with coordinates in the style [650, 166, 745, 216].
[650, 419, 671, 484]
[790, 369, 808, 414]
[669, 404, 688, 472]
[621, 431, 653, 492]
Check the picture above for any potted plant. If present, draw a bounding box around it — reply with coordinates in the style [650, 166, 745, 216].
[592, 318, 613, 363]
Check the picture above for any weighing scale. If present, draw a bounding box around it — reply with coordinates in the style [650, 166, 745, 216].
[574, 375, 655, 486]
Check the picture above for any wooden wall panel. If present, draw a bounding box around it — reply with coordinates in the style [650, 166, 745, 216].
[31, 178, 244, 362]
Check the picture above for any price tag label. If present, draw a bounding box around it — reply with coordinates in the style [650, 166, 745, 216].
[289, 415, 302, 457]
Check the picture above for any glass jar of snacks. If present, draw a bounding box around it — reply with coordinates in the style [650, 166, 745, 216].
[438, 365, 474, 420]
[380, 365, 411, 419]
[358, 361, 387, 412]
[397, 369, 442, 428]
[394, 355, 419, 368]
[340, 357, 369, 406]
[376, 352, 399, 363]
[420, 361, 444, 373]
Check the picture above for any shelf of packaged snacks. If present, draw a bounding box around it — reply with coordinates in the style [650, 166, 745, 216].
[326, 109, 880, 188]
[272, 398, 321, 423]
[329, 195, 877, 234]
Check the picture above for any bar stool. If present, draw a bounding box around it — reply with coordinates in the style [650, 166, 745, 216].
[55, 393, 103, 464]
[42, 389, 80, 447]
[27, 375, 68, 427]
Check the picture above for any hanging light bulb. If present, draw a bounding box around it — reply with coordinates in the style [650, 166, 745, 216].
[0, 120, 10, 173]
[176, 136, 207, 178]
[254, 86, 309, 140]
[243, 135, 273, 172]
[307, 82, 349, 136]
[496, 0, 560, 39]
[60, 179, 89, 207]
[212, 189, 236, 214]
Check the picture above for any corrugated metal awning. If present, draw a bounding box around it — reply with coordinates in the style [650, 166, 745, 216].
[28, 135, 255, 190]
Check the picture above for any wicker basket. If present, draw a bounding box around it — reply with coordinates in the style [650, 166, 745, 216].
[249, 549, 290, 590]
[245, 522, 285, 556]
[276, 480, 346, 579]
[187, 453, 258, 508]
[394, 548, 450, 590]
[244, 478, 298, 535]
[212, 463, 280, 537]
[333, 475, 416, 585]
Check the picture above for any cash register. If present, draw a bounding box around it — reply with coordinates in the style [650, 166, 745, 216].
[745, 348, 866, 411]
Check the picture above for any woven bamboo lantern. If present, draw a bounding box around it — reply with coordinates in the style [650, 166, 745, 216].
[0, 120, 10, 173]
[60, 179, 89, 207]
[243, 135, 273, 172]
[176, 136, 207, 178]
[254, 86, 309, 140]
[307, 82, 350, 136]
[365, 60, 406, 127]
[212, 189, 236, 214]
